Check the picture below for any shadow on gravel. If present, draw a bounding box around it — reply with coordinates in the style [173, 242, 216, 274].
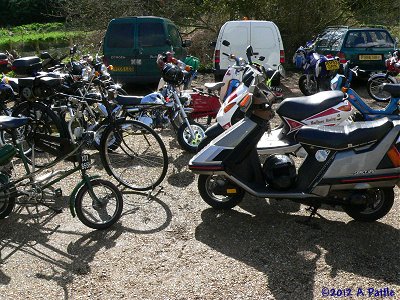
[195, 206, 399, 300]
[120, 188, 172, 234]
[167, 152, 195, 187]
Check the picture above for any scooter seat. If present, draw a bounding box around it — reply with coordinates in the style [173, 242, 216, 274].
[382, 83, 400, 98]
[204, 82, 225, 91]
[0, 116, 30, 130]
[277, 91, 344, 121]
[295, 117, 393, 150]
[114, 95, 143, 106]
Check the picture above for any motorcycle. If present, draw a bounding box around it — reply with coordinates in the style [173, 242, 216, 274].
[189, 64, 400, 223]
[199, 46, 352, 155]
[367, 49, 400, 102]
[294, 41, 340, 96]
[331, 63, 400, 121]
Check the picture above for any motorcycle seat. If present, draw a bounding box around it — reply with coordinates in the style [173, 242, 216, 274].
[204, 82, 225, 91]
[114, 95, 144, 106]
[277, 91, 344, 121]
[0, 116, 30, 130]
[295, 117, 393, 150]
[382, 84, 400, 98]
[39, 76, 62, 87]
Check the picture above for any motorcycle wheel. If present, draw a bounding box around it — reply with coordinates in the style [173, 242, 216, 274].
[367, 75, 396, 102]
[342, 188, 394, 222]
[198, 174, 245, 209]
[177, 120, 206, 153]
[298, 74, 318, 96]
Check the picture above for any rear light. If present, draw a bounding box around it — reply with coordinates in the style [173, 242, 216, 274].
[224, 102, 236, 113]
[387, 146, 400, 167]
[280, 50, 285, 64]
[214, 50, 220, 64]
[337, 52, 346, 64]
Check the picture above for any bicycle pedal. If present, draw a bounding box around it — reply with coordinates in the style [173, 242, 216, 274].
[54, 188, 63, 197]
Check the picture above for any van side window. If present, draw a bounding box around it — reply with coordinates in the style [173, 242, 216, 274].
[139, 23, 166, 47]
[106, 23, 135, 48]
[168, 25, 182, 48]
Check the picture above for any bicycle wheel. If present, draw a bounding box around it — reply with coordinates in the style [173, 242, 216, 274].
[0, 175, 15, 219]
[100, 119, 168, 191]
[367, 75, 396, 102]
[12, 101, 68, 166]
[75, 179, 123, 230]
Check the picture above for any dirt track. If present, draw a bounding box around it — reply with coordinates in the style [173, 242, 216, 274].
[0, 72, 398, 299]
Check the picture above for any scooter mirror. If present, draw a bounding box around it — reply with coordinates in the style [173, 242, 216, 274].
[246, 46, 254, 64]
[222, 40, 230, 47]
[258, 56, 265, 61]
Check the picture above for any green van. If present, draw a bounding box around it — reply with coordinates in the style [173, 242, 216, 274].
[103, 16, 191, 84]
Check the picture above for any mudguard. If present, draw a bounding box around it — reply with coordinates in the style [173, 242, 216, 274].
[69, 175, 100, 217]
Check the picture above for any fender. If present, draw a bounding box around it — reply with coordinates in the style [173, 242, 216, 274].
[368, 73, 397, 84]
[69, 175, 100, 217]
[204, 122, 224, 140]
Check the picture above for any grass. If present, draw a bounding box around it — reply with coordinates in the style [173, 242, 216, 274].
[0, 22, 86, 53]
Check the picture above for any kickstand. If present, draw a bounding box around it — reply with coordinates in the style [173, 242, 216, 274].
[296, 206, 324, 228]
[147, 186, 164, 201]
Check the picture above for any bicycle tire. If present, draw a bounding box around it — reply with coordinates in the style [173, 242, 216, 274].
[100, 119, 168, 191]
[0, 176, 15, 219]
[75, 179, 123, 230]
[12, 101, 68, 166]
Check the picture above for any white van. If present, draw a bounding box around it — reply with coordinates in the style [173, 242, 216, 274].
[213, 20, 285, 81]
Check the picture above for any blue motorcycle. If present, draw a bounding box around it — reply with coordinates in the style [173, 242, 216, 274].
[293, 42, 340, 96]
[331, 63, 400, 121]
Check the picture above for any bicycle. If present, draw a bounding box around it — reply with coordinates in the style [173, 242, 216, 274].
[0, 114, 123, 230]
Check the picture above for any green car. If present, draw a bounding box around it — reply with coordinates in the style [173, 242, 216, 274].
[314, 26, 396, 73]
[103, 16, 191, 85]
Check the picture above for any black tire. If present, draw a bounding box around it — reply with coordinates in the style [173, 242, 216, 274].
[12, 101, 68, 166]
[298, 74, 318, 96]
[197, 135, 213, 151]
[0, 175, 15, 219]
[352, 112, 365, 122]
[198, 174, 245, 209]
[342, 188, 394, 222]
[75, 179, 123, 230]
[100, 119, 168, 191]
[367, 75, 396, 102]
[177, 120, 206, 153]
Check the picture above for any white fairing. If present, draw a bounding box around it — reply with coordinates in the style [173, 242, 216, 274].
[216, 83, 249, 129]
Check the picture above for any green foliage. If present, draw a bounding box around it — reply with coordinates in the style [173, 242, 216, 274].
[0, 22, 85, 53]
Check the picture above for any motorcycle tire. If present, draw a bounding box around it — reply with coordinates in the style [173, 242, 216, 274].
[198, 174, 245, 209]
[342, 188, 394, 222]
[298, 74, 318, 96]
[367, 74, 396, 102]
[177, 120, 206, 153]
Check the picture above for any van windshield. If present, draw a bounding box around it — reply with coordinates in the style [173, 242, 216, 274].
[139, 23, 166, 47]
[106, 23, 135, 48]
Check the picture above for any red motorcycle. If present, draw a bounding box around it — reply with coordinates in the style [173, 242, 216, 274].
[367, 49, 400, 102]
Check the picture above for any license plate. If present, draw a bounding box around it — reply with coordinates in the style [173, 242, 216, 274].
[80, 153, 91, 170]
[113, 66, 134, 72]
[325, 60, 340, 71]
[359, 54, 382, 61]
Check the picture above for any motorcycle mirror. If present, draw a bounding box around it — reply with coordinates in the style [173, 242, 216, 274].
[258, 56, 265, 61]
[246, 45, 254, 64]
[222, 40, 230, 47]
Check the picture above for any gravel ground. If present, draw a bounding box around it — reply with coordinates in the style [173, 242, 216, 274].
[0, 73, 399, 300]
